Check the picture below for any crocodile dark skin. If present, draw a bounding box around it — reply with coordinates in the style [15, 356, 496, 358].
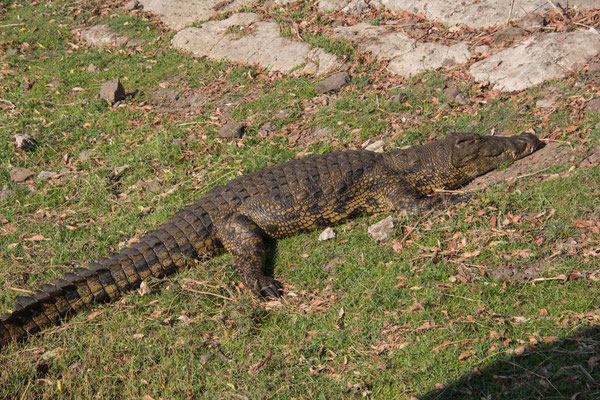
[0, 132, 541, 347]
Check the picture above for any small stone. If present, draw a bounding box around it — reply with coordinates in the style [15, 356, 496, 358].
[518, 13, 544, 32]
[391, 93, 408, 104]
[578, 146, 600, 168]
[10, 168, 34, 183]
[536, 94, 560, 109]
[318, 227, 336, 241]
[78, 148, 95, 161]
[200, 352, 214, 364]
[125, 0, 140, 11]
[0, 186, 14, 200]
[6, 48, 17, 56]
[100, 78, 126, 104]
[219, 122, 246, 138]
[14, 134, 37, 151]
[586, 98, 600, 113]
[368, 216, 394, 242]
[315, 71, 350, 94]
[145, 180, 161, 193]
[341, 0, 369, 15]
[58, 167, 71, 175]
[364, 140, 384, 153]
[274, 110, 290, 120]
[126, 38, 145, 48]
[439, 103, 451, 112]
[173, 138, 185, 145]
[493, 26, 525, 46]
[87, 64, 98, 73]
[113, 165, 130, 177]
[444, 86, 461, 101]
[258, 122, 276, 137]
[38, 171, 58, 181]
[473, 45, 491, 55]
[41, 349, 60, 361]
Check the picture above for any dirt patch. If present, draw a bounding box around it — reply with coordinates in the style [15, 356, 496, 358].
[463, 142, 575, 191]
[146, 87, 208, 114]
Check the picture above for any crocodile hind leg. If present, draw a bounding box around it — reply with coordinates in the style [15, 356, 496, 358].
[215, 213, 283, 298]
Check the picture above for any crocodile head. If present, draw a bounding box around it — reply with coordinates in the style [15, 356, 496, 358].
[450, 132, 541, 182]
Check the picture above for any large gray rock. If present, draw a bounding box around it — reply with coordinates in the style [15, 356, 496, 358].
[371, 0, 599, 28]
[139, 0, 256, 30]
[172, 13, 343, 76]
[470, 31, 600, 92]
[331, 23, 471, 76]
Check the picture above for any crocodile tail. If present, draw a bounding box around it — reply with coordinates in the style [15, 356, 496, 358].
[0, 212, 206, 347]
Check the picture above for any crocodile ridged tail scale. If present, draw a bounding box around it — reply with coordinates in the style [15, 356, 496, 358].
[0, 212, 214, 346]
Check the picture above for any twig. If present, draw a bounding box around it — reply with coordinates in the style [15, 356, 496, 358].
[7, 287, 34, 294]
[508, 165, 552, 181]
[397, 209, 433, 247]
[507, 0, 516, 24]
[0, 99, 16, 108]
[182, 287, 233, 301]
[0, 23, 24, 28]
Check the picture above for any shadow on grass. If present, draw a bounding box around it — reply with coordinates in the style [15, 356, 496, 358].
[420, 326, 600, 400]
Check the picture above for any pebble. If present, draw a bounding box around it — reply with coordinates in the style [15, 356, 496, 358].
[219, 122, 246, 138]
[315, 71, 350, 94]
[367, 216, 394, 242]
[9, 168, 34, 183]
[99, 78, 126, 104]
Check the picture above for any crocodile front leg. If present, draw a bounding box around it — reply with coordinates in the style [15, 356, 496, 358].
[214, 213, 283, 298]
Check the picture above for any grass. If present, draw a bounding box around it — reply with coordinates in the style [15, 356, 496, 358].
[1, 0, 600, 399]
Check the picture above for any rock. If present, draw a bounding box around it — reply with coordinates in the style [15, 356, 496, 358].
[172, 13, 342, 76]
[444, 86, 469, 105]
[371, 0, 598, 29]
[341, 0, 369, 15]
[493, 26, 525, 46]
[10, 168, 34, 183]
[473, 45, 491, 56]
[78, 149, 95, 162]
[113, 165, 130, 178]
[578, 147, 600, 168]
[126, 38, 145, 47]
[219, 122, 246, 138]
[391, 92, 408, 104]
[364, 140, 384, 153]
[444, 86, 460, 101]
[87, 63, 99, 73]
[518, 13, 545, 32]
[99, 78, 126, 104]
[125, 0, 140, 10]
[138, 0, 256, 30]
[258, 122, 276, 137]
[299, 127, 333, 144]
[331, 23, 471, 77]
[536, 94, 560, 109]
[145, 180, 161, 193]
[315, 71, 350, 94]
[274, 110, 290, 120]
[318, 0, 351, 12]
[586, 98, 600, 113]
[368, 216, 394, 242]
[38, 171, 58, 181]
[14, 134, 37, 151]
[79, 25, 129, 47]
[588, 63, 600, 74]
[470, 31, 600, 92]
[0, 186, 14, 200]
[318, 227, 336, 241]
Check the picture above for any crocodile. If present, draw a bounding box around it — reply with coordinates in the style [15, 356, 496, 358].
[0, 132, 541, 347]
